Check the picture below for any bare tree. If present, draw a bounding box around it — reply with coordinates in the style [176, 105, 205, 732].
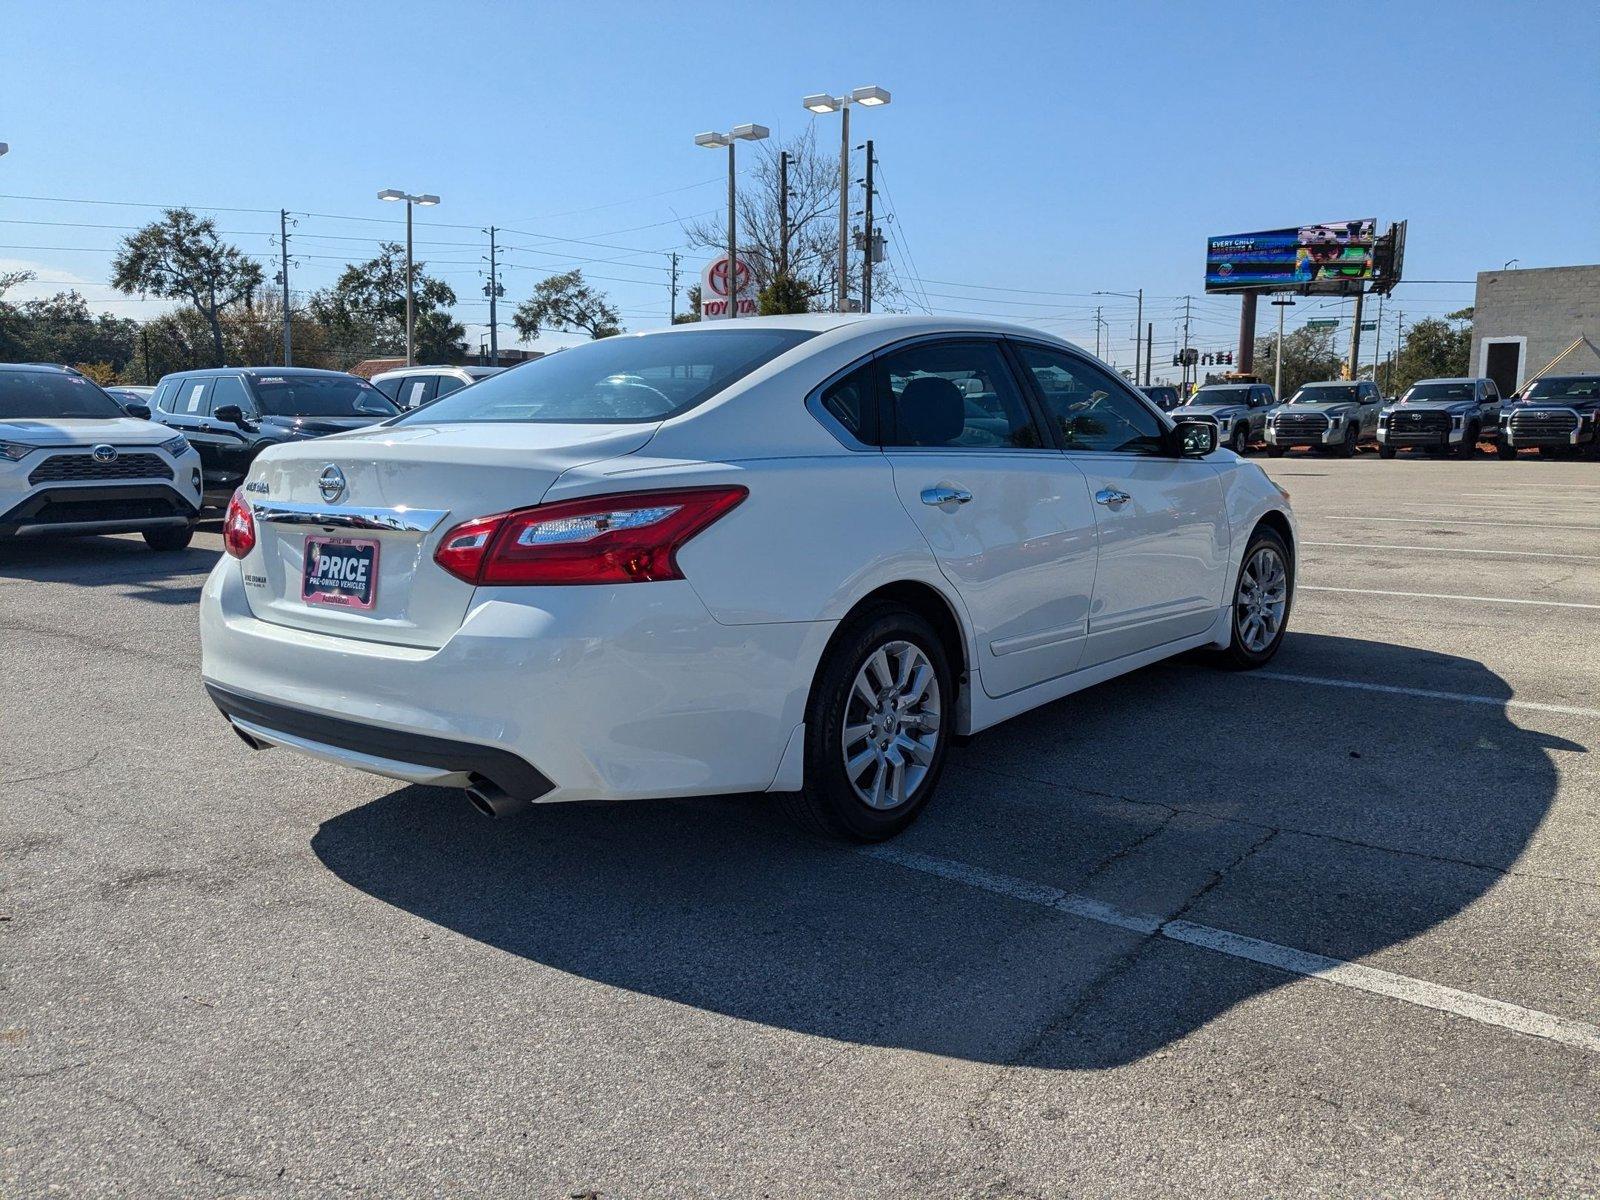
[683, 128, 900, 312]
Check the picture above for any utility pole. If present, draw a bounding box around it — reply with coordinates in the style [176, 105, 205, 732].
[1144, 322, 1153, 386]
[1134, 288, 1143, 385]
[1182, 296, 1193, 393]
[778, 151, 789, 279]
[278, 209, 292, 366]
[405, 199, 414, 363]
[1347, 289, 1365, 380]
[1270, 295, 1294, 399]
[669, 252, 680, 322]
[1094, 306, 1103, 359]
[485, 226, 500, 366]
[861, 139, 875, 314]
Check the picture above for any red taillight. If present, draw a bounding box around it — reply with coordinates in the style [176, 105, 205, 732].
[223, 488, 256, 558]
[433, 486, 748, 586]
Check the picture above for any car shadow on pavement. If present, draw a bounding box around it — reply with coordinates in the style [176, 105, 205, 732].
[0, 536, 218, 602]
[311, 633, 1569, 1069]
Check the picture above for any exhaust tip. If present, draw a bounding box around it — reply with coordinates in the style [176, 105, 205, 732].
[465, 777, 530, 819]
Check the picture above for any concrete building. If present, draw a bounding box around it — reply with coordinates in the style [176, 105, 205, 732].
[1471, 265, 1600, 395]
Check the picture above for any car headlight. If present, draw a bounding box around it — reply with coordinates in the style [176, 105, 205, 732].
[1452, 414, 1464, 428]
[158, 433, 190, 457]
[1328, 413, 1344, 425]
[0, 440, 37, 462]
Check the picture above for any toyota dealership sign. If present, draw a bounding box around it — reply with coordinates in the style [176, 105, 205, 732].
[701, 254, 756, 319]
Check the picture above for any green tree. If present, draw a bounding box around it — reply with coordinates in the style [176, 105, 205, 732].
[1251, 325, 1344, 399]
[111, 209, 263, 367]
[1390, 315, 1471, 394]
[513, 270, 622, 341]
[307, 243, 465, 366]
[672, 284, 702, 325]
[758, 272, 810, 316]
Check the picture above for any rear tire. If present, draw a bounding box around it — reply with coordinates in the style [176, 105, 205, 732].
[1212, 526, 1293, 671]
[143, 523, 194, 552]
[781, 603, 954, 842]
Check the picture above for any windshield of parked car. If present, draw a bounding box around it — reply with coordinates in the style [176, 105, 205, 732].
[1400, 382, 1475, 403]
[0, 369, 127, 420]
[399, 328, 818, 424]
[248, 374, 398, 419]
[1289, 384, 1359, 404]
[1520, 376, 1600, 400]
[1189, 386, 1250, 406]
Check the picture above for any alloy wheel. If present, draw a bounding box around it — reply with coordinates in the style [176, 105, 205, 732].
[1236, 546, 1288, 653]
[841, 640, 942, 810]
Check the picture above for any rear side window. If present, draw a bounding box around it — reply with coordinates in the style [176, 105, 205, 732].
[396, 377, 436, 409]
[879, 340, 1042, 450]
[817, 365, 879, 445]
[372, 376, 403, 401]
[151, 379, 179, 413]
[434, 374, 466, 398]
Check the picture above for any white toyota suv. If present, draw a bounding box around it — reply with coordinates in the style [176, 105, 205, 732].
[0, 364, 203, 550]
[200, 316, 1295, 840]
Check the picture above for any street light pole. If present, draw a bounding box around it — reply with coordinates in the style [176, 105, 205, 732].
[694, 124, 769, 320]
[1094, 288, 1144, 382]
[378, 189, 440, 366]
[803, 86, 890, 313]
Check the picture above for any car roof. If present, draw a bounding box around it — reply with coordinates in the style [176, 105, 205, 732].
[0, 362, 78, 375]
[159, 366, 358, 380]
[369, 365, 477, 380]
[1411, 377, 1483, 385]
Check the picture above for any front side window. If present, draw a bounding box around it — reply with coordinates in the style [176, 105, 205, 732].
[879, 340, 1041, 450]
[210, 375, 253, 416]
[1015, 345, 1163, 454]
[248, 374, 397, 419]
[399, 328, 815, 425]
[0, 370, 127, 419]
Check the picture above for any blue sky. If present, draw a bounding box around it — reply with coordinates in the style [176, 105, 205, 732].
[4, 0, 1596, 379]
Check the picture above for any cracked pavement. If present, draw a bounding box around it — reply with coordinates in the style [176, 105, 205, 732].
[3, 459, 1599, 1198]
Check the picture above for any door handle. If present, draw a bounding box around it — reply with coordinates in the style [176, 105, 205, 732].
[1094, 488, 1132, 507]
[921, 485, 973, 507]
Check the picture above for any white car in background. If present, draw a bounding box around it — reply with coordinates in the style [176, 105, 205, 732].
[371, 365, 507, 410]
[0, 363, 202, 550]
[200, 316, 1295, 840]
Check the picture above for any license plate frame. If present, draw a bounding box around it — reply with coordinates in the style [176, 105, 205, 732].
[302, 535, 379, 611]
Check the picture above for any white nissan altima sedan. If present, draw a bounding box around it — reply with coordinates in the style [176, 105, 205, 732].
[200, 315, 1295, 840]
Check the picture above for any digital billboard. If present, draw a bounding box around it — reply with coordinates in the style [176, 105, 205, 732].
[1205, 219, 1377, 293]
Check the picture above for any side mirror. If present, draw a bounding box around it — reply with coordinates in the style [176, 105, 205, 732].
[124, 402, 152, 420]
[1172, 418, 1218, 457]
[213, 404, 248, 426]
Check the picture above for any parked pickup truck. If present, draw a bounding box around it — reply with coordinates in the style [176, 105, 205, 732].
[1265, 380, 1382, 457]
[1376, 377, 1500, 459]
[1170, 382, 1274, 454]
[1496, 373, 1600, 459]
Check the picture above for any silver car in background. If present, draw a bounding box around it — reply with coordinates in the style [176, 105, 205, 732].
[371, 365, 507, 410]
[1266, 380, 1383, 457]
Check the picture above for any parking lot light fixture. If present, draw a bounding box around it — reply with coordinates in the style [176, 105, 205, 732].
[377, 188, 442, 365]
[696, 124, 769, 320]
[804, 86, 891, 311]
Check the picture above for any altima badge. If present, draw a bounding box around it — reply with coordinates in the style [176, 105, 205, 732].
[318, 464, 347, 503]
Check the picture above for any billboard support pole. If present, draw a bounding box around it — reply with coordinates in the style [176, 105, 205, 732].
[1238, 293, 1258, 375]
[1348, 289, 1366, 379]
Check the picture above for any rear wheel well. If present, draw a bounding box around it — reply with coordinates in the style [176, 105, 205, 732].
[827, 581, 969, 698]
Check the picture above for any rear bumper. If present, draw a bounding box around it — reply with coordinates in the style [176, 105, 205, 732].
[0, 483, 200, 540]
[198, 559, 832, 804]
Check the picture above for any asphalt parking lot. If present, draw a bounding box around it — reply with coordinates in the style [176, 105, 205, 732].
[3, 455, 1598, 1198]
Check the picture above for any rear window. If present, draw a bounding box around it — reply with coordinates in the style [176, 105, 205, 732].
[0, 370, 126, 419]
[400, 329, 816, 425]
[247, 374, 397, 419]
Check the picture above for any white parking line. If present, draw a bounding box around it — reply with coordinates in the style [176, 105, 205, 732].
[1301, 585, 1600, 610]
[862, 845, 1600, 1054]
[1255, 670, 1600, 719]
[1320, 515, 1600, 532]
[1305, 540, 1600, 562]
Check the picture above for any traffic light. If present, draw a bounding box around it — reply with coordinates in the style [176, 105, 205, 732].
[1172, 354, 1182, 367]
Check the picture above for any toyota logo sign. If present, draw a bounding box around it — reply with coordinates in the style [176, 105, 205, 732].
[91, 444, 118, 463]
[700, 254, 755, 320]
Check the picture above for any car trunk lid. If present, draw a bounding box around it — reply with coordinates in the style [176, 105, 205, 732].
[239, 421, 656, 648]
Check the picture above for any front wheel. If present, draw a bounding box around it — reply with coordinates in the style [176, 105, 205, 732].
[1213, 528, 1293, 671]
[782, 604, 954, 841]
[143, 523, 195, 552]
[1266, 445, 1286, 458]
[1339, 427, 1358, 457]
[1497, 442, 1518, 460]
[1231, 425, 1250, 455]
[1378, 444, 1397, 459]
[1455, 424, 1479, 459]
